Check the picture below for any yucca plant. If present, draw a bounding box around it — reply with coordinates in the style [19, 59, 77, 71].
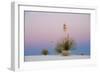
[55, 38, 74, 56]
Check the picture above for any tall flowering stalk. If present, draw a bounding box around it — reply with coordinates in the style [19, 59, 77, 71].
[55, 23, 75, 55]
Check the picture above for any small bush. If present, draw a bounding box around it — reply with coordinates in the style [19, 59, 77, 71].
[42, 49, 49, 55]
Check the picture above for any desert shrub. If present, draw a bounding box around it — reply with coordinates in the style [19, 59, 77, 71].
[42, 49, 49, 55]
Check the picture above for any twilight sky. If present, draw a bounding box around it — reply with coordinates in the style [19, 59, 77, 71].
[24, 11, 90, 56]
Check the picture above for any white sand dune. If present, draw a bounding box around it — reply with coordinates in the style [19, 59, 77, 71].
[24, 55, 90, 62]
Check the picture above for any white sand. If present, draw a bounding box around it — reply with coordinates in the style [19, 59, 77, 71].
[24, 55, 90, 62]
